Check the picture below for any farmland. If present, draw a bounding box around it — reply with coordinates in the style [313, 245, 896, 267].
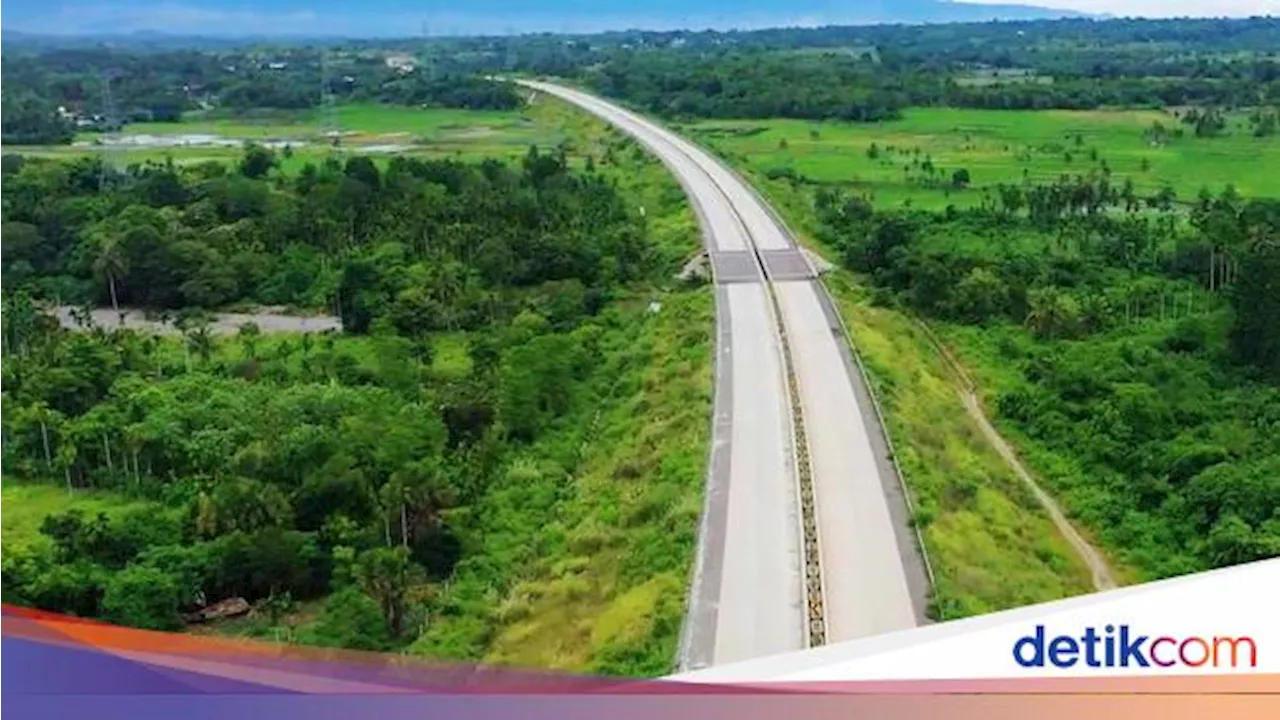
[728, 106, 1280, 595]
[4, 102, 560, 171]
[687, 107, 1280, 210]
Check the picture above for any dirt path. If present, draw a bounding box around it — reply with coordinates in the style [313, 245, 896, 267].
[917, 320, 1118, 592]
[56, 306, 341, 336]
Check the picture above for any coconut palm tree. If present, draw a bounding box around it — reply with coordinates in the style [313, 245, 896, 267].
[237, 322, 261, 360]
[186, 324, 215, 366]
[93, 235, 128, 322]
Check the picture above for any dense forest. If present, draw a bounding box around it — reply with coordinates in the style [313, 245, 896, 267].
[438, 17, 1280, 117]
[0, 142, 688, 660]
[1, 46, 521, 144]
[812, 179, 1280, 579]
[5, 17, 1279, 145]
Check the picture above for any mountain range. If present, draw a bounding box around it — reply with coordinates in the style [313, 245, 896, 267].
[4, 0, 1088, 38]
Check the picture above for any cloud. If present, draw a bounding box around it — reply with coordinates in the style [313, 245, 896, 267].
[953, 0, 1279, 16]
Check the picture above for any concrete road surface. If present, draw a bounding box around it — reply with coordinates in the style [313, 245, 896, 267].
[517, 79, 927, 669]
[519, 80, 806, 667]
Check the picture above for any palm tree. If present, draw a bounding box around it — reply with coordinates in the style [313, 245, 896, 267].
[186, 324, 215, 366]
[0, 389, 14, 456]
[237, 322, 261, 360]
[69, 305, 94, 329]
[1026, 287, 1080, 340]
[18, 401, 58, 472]
[93, 235, 128, 322]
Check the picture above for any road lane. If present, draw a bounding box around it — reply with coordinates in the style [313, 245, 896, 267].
[775, 281, 918, 641]
[517, 78, 928, 667]
[515, 79, 806, 668]
[525, 81, 747, 252]
[718, 282, 805, 664]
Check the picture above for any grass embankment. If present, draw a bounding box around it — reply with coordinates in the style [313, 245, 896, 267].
[742, 172, 1101, 617]
[688, 107, 1280, 210]
[412, 97, 711, 674]
[424, 289, 711, 673]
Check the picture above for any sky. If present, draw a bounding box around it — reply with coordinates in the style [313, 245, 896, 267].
[2, 0, 1277, 36]
[958, 0, 1278, 16]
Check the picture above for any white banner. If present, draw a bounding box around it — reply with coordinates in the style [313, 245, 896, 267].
[676, 558, 1280, 682]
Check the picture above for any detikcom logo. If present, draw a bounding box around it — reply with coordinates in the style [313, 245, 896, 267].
[1013, 625, 1257, 669]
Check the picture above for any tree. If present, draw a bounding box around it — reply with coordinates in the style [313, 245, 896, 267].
[951, 267, 1007, 323]
[298, 586, 389, 650]
[239, 144, 278, 179]
[185, 323, 215, 366]
[1025, 286, 1081, 340]
[101, 565, 184, 631]
[356, 547, 413, 639]
[93, 234, 129, 319]
[951, 168, 971, 189]
[1229, 231, 1280, 379]
[2, 223, 44, 291]
[194, 477, 292, 538]
[237, 322, 262, 361]
[22, 559, 108, 617]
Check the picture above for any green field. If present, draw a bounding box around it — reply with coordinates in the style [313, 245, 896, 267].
[5, 102, 563, 170]
[1, 482, 158, 553]
[687, 107, 1280, 209]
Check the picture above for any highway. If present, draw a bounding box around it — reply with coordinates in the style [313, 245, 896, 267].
[516, 80, 929, 670]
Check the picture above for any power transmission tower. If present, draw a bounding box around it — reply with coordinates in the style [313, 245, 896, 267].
[320, 51, 340, 147]
[503, 26, 516, 72]
[421, 22, 437, 82]
[98, 70, 122, 191]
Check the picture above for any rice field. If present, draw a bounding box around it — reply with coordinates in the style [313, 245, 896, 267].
[685, 107, 1280, 209]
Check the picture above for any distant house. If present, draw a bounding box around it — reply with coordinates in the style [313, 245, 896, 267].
[384, 54, 416, 73]
[267, 61, 288, 70]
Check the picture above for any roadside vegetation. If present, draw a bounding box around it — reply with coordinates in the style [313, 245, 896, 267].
[748, 177, 1102, 617]
[3, 14, 1277, 670]
[809, 179, 1279, 584]
[1, 91, 712, 674]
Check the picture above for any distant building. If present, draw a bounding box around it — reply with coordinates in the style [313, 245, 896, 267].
[384, 54, 416, 73]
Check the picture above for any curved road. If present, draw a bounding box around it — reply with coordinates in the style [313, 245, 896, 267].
[517, 80, 929, 669]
